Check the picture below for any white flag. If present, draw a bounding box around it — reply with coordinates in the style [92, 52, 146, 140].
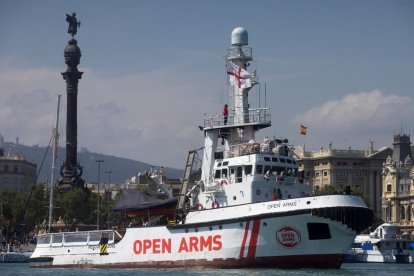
[227, 62, 252, 89]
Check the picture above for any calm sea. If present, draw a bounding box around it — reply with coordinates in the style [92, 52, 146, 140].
[0, 263, 413, 276]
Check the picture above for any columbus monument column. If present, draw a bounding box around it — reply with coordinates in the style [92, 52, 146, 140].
[58, 13, 84, 191]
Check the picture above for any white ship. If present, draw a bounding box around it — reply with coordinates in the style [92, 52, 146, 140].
[344, 223, 414, 263]
[30, 27, 373, 269]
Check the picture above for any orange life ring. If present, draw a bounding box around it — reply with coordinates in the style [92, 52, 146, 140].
[197, 203, 203, 210]
[212, 200, 219, 208]
[221, 180, 227, 186]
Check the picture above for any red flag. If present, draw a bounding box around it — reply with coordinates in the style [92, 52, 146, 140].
[300, 125, 307, 135]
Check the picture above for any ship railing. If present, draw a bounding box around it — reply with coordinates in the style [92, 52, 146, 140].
[36, 230, 114, 248]
[227, 46, 253, 61]
[204, 108, 271, 128]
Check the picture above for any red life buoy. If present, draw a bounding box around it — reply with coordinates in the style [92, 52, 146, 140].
[197, 203, 203, 210]
[221, 180, 227, 186]
[212, 200, 219, 208]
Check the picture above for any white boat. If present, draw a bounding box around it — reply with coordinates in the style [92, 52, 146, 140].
[30, 27, 373, 269]
[345, 223, 414, 263]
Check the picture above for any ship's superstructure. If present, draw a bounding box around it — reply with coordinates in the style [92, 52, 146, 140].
[188, 27, 310, 211]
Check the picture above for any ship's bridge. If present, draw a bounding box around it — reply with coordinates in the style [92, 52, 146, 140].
[203, 107, 271, 131]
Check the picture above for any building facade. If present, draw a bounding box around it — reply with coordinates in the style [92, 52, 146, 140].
[293, 143, 391, 217]
[382, 133, 414, 230]
[0, 148, 37, 193]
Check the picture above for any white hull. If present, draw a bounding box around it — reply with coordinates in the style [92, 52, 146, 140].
[31, 195, 371, 268]
[348, 249, 414, 263]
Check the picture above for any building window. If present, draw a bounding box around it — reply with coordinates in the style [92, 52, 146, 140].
[387, 185, 392, 192]
[315, 172, 320, 177]
[354, 170, 362, 177]
[337, 170, 347, 177]
[323, 171, 328, 176]
[401, 206, 406, 220]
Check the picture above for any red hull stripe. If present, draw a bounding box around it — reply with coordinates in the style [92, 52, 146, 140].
[247, 219, 260, 258]
[239, 220, 250, 258]
[35, 254, 344, 269]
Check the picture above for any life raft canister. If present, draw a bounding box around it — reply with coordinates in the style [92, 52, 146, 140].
[197, 203, 204, 210]
[221, 179, 227, 186]
[212, 200, 219, 208]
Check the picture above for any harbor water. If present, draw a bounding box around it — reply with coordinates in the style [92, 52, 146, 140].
[1, 263, 413, 276]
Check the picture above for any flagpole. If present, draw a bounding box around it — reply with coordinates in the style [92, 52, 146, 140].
[48, 94, 61, 233]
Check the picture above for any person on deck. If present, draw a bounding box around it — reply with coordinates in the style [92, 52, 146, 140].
[223, 104, 228, 125]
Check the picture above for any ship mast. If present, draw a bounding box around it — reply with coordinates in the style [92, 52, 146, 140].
[48, 94, 61, 233]
[200, 27, 270, 186]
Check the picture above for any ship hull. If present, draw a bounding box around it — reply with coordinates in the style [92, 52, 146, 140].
[31, 196, 372, 269]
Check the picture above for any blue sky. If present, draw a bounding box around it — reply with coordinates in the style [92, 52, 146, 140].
[1, 0, 413, 168]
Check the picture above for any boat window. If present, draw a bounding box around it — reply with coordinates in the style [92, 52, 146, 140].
[245, 165, 252, 175]
[291, 159, 297, 165]
[214, 170, 221, 178]
[51, 234, 63, 246]
[89, 232, 103, 245]
[264, 166, 271, 174]
[230, 167, 235, 174]
[217, 162, 222, 167]
[37, 234, 51, 245]
[279, 158, 286, 163]
[64, 232, 88, 245]
[286, 159, 292, 164]
[236, 167, 243, 183]
[272, 157, 278, 162]
[264, 157, 271, 162]
[223, 161, 229, 166]
[222, 168, 228, 178]
[307, 223, 331, 240]
[256, 165, 263, 174]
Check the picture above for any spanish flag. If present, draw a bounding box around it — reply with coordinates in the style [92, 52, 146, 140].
[300, 125, 307, 135]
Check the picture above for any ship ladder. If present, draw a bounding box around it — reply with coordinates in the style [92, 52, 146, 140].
[176, 150, 197, 213]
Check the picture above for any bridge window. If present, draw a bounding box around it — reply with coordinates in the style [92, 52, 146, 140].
[279, 158, 286, 163]
[272, 157, 278, 162]
[214, 170, 221, 178]
[264, 157, 271, 162]
[222, 168, 228, 178]
[245, 165, 252, 175]
[256, 165, 263, 174]
[236, 167, 243, 183]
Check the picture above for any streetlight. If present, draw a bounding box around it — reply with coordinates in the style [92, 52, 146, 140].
[95, 159, 104, 230]
[105, 170, 113, 230]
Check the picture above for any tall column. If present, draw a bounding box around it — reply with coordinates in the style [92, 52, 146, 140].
[58, 13, 84, 190]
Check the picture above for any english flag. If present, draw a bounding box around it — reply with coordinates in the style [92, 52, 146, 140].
[227, 62, 252, 89]
[300, 125, 307, 135]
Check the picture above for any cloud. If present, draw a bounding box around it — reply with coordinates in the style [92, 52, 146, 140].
[0, 65, 208, 167]
[291, 90, 414, 149]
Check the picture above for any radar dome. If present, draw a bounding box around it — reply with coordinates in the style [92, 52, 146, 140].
[231, 27, 248, 46]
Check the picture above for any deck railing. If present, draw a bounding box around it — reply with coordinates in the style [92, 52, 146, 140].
[36, 230, 114, 247]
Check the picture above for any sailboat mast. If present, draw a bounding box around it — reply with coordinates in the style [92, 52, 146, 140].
[48, 94, 61, 233]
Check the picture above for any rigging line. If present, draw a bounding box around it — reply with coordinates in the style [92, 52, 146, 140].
[14, 134, 53, 238]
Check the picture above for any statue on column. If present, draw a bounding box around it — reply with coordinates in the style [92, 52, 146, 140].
[66, 12, 81, 37]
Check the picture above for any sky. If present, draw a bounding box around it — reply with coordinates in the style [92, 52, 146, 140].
[0, 0, 413, 169]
